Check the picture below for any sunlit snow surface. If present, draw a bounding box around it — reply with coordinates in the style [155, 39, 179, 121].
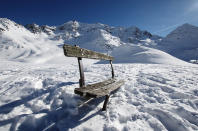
[1, 18, 198, 131]
[0, 59, 198, 131]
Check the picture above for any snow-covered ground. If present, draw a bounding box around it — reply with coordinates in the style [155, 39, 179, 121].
[1, 18, 198, 131]
[0, 59, 198, 131]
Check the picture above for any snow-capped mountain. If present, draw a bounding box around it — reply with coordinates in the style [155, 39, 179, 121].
[159, 23, 198, 62]
[25, 20, 161, 50]
[25, 23, 56, 35]
[0, 18, 191, 65]
[2, 19, 161, 47]
[0, 18, 64, 64]
[1, 18, 198, 131]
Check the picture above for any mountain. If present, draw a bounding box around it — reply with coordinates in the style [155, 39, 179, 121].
[0, 18, 190, 65]
[1, 19, 198, 131]
[0, 18, 64, 64]
[25, 20, 162, 51]
[159, 23, 198, 62]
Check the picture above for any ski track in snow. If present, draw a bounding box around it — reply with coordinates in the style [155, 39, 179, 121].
[0, 60, 198, 131]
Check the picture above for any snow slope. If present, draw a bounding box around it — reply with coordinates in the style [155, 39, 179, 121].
[0, 18, 65, 64]
[0, 18, 198, 131]
[0, 18, 190, 65]
[111, 44, 190, 65]
[0, 60, 197, 131]
[159, 23, 198, 62]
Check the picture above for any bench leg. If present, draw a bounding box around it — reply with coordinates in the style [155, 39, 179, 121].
[102, 95, 110, 111]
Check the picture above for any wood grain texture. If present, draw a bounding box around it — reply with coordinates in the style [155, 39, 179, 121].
[75, 78, 116, 93]
[74, 79, 125, 98]
[63, 44, 114, 60]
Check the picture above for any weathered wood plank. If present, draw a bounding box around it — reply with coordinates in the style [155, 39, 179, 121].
[63, 44, 114, 60]
[87, 80, 125, 97]
[75, 79, 125, 98]
[74, 78, 116, 94]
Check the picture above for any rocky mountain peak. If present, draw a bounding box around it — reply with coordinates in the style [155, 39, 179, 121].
[25, 23, 42, 33]
[0, 18, 23, 31]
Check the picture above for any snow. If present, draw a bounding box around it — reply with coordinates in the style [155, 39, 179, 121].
[0, 60, 198, 131]
[159, 23, 198, 61]
[111, 44, 191, 65]
[0, 18, 198, 131]
[0, 18, 191, 65]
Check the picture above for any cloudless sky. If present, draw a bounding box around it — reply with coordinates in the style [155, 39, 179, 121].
[1, 0, 198, 36]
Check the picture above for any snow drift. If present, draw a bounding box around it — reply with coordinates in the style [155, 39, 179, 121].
[111, 44, 190, 65]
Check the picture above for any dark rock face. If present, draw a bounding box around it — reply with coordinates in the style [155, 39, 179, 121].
[143, 31, 152, 38]
[40, 25, 55, 35]
[25, 24, 56, 35]
[0, 27, 5, 32]
[25, 24, 42, 33]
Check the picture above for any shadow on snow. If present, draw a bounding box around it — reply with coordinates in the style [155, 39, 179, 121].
[0, 81, 105, 131]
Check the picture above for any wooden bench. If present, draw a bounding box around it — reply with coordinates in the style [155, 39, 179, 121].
[63, 44, 124, 111]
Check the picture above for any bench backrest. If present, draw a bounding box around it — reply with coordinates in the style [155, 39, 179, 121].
[63, 44, 114, 60]
[63, 44, 115, 88]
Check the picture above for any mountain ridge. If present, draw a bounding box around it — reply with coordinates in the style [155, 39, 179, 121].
[159, 23, 198, 61]
[0, 18, 196, 65]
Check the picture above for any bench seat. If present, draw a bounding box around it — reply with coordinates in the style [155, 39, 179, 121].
[75, 78, 124, 98]
[63, 44, 125, 110]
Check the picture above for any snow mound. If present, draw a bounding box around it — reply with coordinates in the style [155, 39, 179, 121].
[111, 44, 190, 65]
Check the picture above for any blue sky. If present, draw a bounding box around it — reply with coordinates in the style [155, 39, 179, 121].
[0, 0, 198, 36]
